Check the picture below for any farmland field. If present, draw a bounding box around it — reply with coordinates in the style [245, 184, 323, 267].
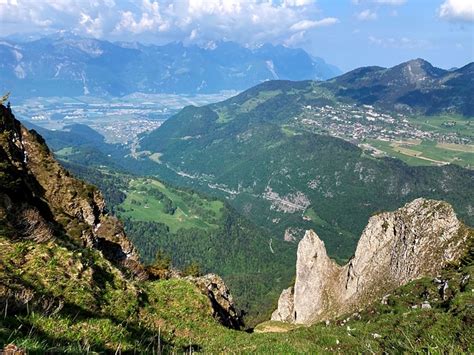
[367, 139, 473, 169]
[118, 178, 224, 232]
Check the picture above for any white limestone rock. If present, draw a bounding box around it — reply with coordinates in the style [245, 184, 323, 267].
[271, 198, 471, 325]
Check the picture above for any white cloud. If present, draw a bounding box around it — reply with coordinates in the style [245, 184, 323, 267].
[0, 0, 117, 34]
[189, 28, 198, 40]
[284, 30, 307, 46]
[0, 0, 339, 46]
[289, 17, 339, 31]
[187, 0, 243, 17]
[282, 0, 315, 7]
[368, 35, 430, 49]
[356, 9, 378, 21]
[115, 0, 169, 34]
[79, 12, 104, 37]
[438, 0, 474, 22]
[373, 0, 406, 5]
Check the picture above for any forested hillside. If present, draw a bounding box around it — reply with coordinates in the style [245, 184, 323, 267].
[139, 71, 474, 262]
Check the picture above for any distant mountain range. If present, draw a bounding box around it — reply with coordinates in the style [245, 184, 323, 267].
[0, 32, 341, 98]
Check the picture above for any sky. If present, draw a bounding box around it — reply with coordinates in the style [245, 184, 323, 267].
[0, 0, 472, 71]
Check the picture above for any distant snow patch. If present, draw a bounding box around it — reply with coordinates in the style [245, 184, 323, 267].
[12, 49, 23, 61]
[266, 60, 279, 79]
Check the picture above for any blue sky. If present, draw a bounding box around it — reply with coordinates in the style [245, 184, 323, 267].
[0, 0, 472, 71]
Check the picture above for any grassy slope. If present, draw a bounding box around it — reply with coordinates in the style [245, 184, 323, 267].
[118, 177, 224, 233]
[2, 230, 473, 353]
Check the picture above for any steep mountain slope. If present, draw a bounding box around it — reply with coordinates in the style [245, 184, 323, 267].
[0, 33, 340, 98]
[0, 104, 144, 278]
[138, 68, 474, 262]
[272, 198, 472, 324]
[0, 102, 246, 351]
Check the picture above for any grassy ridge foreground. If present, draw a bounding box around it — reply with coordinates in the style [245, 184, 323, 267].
[1, 230, 473, 353]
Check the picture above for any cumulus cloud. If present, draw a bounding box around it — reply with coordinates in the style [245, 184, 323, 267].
[114, 0, 169, 34]
[79, 12, 104, 37]
[0, 0, 339, 47]
[282, 0, 315, 7]
[356, 9, 378, 21]
[438, 0, 474, 23]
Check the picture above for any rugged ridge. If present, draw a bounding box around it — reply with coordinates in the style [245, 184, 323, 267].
[272, 198, 472, 324]
[0, 103, 146, 279]
[0, 34, 340, 98]
[325, 59, 473, 115]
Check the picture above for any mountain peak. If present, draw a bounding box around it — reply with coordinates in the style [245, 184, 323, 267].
[390, 58, 446, 83]
[398, 58, 436, 72]
[405, 57, 431, 66]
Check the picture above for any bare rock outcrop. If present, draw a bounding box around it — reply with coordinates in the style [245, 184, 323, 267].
[187, 273, 244, 329]
[272, 198, 472, 325]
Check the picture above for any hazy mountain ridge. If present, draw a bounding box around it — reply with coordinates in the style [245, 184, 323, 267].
[0, 32, 341, 98]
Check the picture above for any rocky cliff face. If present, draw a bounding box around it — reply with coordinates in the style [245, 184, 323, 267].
[272, 198, 472, 324]
[0, 103, 146, 279]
